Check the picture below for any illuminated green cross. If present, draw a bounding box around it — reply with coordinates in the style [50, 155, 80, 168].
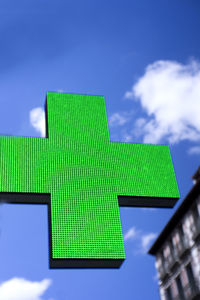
[0, 92, 179, 268]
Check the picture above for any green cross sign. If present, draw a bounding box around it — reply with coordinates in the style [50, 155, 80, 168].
[0, 92, 179, 268]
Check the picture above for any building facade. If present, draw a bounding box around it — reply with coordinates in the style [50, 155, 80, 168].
[148, 167, 200, 300]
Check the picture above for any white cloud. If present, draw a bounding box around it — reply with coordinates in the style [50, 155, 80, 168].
[108, 113, 129, 127]
[124, 59, 200, 145]
[123, 133, 133, 142]
[0, 278, 52, 300]
[108, 110, 134, 128]
[188, 146, 200, 155]
[124, 226, 157, 255]
[123, 226, 139, 241]
[30, 107, 46, 138]
[109, 112, 128, 127]
[140, 233, 157, 253]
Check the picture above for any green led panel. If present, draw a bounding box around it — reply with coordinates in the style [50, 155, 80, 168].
[0, 92, 179, 268]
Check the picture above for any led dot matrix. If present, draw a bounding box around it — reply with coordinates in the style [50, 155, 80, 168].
[0, 92, 179, 268]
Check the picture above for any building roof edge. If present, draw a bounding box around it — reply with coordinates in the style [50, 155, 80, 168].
[148, 173, 200, 256]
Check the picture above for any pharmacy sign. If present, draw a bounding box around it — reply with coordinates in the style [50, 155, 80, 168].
[0, 92, 179, 268]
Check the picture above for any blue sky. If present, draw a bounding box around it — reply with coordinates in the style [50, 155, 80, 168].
[0, 0, 200, 299]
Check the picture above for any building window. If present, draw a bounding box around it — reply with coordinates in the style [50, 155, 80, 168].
[175, 274, 185, 299]
[157, 249, 168, 280]
[188, 211, 195, 228]
[192, 203, 199, 220]
[178, 224, 184, 238]
[173, 227, 182, 247]
[164, 243, 170, 260]
[185, 263, 198, 296]
[190, 204, 200, 240]
[165, 285, 173, 300]
[186, 263, 195, 285]
[173, 224, 190, 257]
[164, 237, 178, 270]
[169, 237, 177, 258]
